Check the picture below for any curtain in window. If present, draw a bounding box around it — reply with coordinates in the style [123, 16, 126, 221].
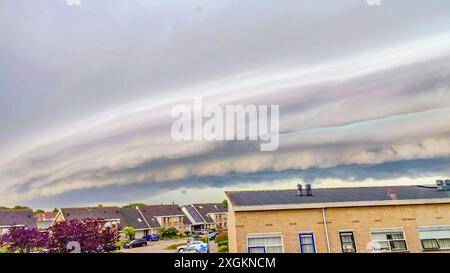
[390, 240, 407, 250]
[300, 235, 315, 253]
[422, 239, 439, 249]
[387, 232, 404, 240]
[248, 236, 282, 247]
[266, 246, 283, 253]
[438, 238, 450, 248]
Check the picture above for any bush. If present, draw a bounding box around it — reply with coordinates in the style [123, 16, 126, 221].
[115, 240, 130, 248]
[214, 232, 228, 243]
[217, 245, 228, 253]
[218, 240, 228, 247]
[159, 227, 179, 238]
[0, 247, 8, 253]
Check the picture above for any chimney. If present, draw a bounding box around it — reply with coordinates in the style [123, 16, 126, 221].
[306, 184, 312, 196]
[436, 180, 446, 191]
[297, 184, 303, 196]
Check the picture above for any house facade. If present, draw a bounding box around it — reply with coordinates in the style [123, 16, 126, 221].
[226, 183, 450, 253]
[0, 209, 37, 234]
[137, 205, 192, 234]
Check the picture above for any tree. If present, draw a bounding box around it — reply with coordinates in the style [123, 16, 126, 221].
[34, 209, 45, 214]
[122, 203, 145, 208]
[52, 208, 59, 213]
[97, 204, 104, 208]
[222, 199, 228, 207]
[0, 226, 50, 253]
[13, 205, 30, 210]
[49, 218, 120, 253]
[123, 226, 136, 240]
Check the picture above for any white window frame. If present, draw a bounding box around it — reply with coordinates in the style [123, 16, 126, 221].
[370, 228, 408, 253]
[338, 229, 357, 253]
[247, 232, 284, 253]
[418, 225, 450, 251]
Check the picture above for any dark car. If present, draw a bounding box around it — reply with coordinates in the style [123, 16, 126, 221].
[103, 243, 120, 252]
[142, 234, 160, 241]
[123, 238, 147, 249]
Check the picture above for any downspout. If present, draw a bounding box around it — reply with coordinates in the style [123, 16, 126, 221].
[322, 208, 331, 253]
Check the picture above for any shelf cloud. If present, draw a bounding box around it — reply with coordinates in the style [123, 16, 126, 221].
[1, 0, 450, 208]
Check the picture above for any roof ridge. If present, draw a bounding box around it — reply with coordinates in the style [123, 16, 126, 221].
[226, 184, 432, 194]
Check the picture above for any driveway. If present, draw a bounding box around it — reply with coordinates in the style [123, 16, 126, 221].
[121, 238, 218, 253]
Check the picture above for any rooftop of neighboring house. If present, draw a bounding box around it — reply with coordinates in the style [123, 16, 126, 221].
[35, 211, 57, 222]
[0, 209, 37, 228]
[182, 204, 205, 225]
[190, 203, 228, 224]
[58, 206, 149, 230]
[226, 184, 450, 211]
[137, 204, 191, 228]
[119, 207, 150, 230]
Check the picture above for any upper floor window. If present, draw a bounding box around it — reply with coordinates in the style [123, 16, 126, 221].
[419, 226, 450, 250]
[371, 230, 407, 252]
[299, 233, 316, 253]
[247, 233, 283, 253]
[339, 231, 357, 253]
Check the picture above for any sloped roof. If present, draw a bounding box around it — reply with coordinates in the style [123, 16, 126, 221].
[137, 205, 191, 228]
[59, 207, 149, 230]
[182, 205, 205, 225]
[119, 207, 150, 230]
[0, 209, 37, 228]
[192, 203, 227, 224]
[226, 185, 450, 208]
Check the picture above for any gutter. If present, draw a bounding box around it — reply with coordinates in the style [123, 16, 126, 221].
[322, 208, 331, 253]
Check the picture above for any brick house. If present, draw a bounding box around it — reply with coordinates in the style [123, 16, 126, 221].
[226, 183, 450, 253]
[137, 205, 192, 234]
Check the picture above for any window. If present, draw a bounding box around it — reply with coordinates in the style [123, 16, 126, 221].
[299, 233, 316, 253]
[247, 233, 283, 253]
[419, 227, 450, 250]
[371, 230, 407, 252]
[339, 231, 357, 253]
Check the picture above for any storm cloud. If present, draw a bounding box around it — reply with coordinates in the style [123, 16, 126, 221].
[1, 0, 450, 208]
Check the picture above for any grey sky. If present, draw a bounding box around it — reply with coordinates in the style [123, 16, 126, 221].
[0, 0, 450, 208]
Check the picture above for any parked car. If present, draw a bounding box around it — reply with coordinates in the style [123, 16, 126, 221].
[142, 234, 160, 241]
[123, 238, 147, 249]
[192, 229, 207, 235]
[208, 231, 219, 241]
[177, 241, 209, 253]
[103, 243, 120, 252]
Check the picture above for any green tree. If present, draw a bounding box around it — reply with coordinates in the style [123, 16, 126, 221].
[13, 205, 30, 210]
[97, 204, 104, 208]
[222, 199, 228, 207]
[34, 209, 45, 214]
[123, 226, 136, 240]
[52, 208, 59, 213]
[122, 203, 145, 208]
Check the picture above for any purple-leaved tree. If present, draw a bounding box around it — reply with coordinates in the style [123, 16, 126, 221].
[0, 226, 51, 253]
[48, 218, 120, 253]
